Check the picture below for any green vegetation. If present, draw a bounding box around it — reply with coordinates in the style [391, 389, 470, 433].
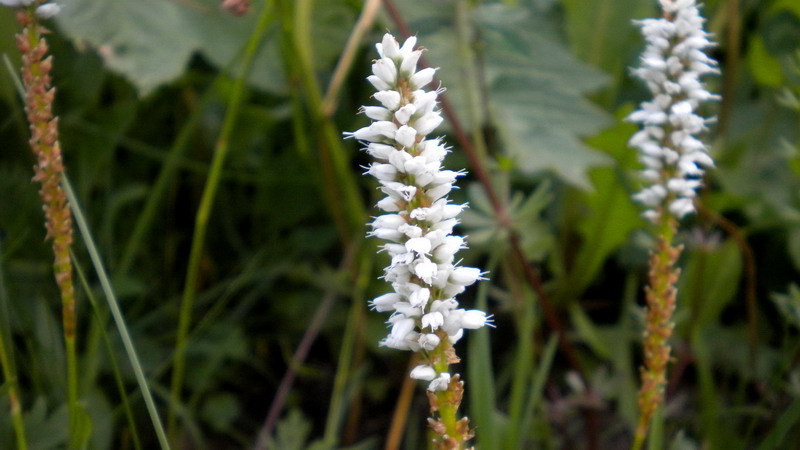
[1, 0, 799, 448]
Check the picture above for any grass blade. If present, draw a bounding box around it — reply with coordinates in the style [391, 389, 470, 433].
[62, 174, 171, 450]
[0, 243, 28, 449]
[468, 255, 499, 449]
[72, 251, 143, 450]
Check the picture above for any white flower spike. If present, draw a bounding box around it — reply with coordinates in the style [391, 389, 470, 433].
[349, 33, 489, 386]
[628, 0, 718, 221]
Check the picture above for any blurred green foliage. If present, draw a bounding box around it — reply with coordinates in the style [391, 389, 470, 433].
[0, 0, 799, 448]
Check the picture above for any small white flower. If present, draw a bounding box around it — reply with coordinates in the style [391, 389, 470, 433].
[395, 104, 416, 124]
[414, 112, 444, 136]
[461, 310, 493, 329]
[362, 106, 392, 121]
[376, 196, 402, 212]
[410, 365, 437, 381]
[449, 267, 484, 286]
[408, 287, 430, 308]
[368, 163, 398, 181]
[395, 125, 418, 148]
[370, 228, 403, 242]
[372, 58, 398, 86]
[405, 237, 432, 255]
[410, 67, 437, 90]
[421, 311, 444, 331]
[428, 373, 451, 392]
[414, 258, 438, 285]
[374, 90, 401, 110]
[418, 333, 441, 351]
[370, 293, 400, 312]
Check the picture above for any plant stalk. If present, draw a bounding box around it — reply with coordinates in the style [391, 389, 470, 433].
[15, 5, 80, 446]
[167, 0, 275, 441]
[633, 213, 680, 450]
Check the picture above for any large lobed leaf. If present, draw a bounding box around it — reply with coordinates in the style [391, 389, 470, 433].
[391, 1, 612, 188]
[55, 0, 354, 96]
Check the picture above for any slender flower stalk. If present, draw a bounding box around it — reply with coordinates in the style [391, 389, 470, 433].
[627, 1, 718, 448]
[348, 33, 492, 449]
[6, 0, 77, 443]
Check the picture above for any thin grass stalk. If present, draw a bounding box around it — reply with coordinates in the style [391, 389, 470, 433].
[0, 248, 27, 450]
[467, 254, 500, 449]
[0, 239, 27, 450]
[72, 253, 143, 450]
[327, 247, 374, 445]
[519, 334, 559, 447]
[13, 5, 81, 444]
[0, 331, 26, 450]
[385, 354, 420, 450]
[454, 0, 488, 160]
[502, 255, 536, 449]
[167, 0, 275, 440]
[322, 250, 372, 445]
[291, 0, 366, 233]
[321, 0, 383, 117]
[62, 175, 171, 450]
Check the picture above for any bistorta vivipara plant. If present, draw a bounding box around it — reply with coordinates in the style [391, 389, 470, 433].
[627, 1, 718, 447]
[348, 33, 491, 448]
[2, 0, 77, 447]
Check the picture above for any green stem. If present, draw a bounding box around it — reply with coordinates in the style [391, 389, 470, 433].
[0, 304, 27, 450]
[17, 9, 80, 446]
[290, 0, 365, 235]
[323, 246, 372, 445]
[167, 0, 275, 441]
[0, 240, 27, 450]
[454, 0, 488, 160]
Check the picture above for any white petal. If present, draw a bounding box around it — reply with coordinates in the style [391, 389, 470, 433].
[427, 373, 451, 391]
[410, 365, 437, 381]
[395, 125, 418, 148]
[409, 67, 437, 90]
[449, 267, 483, 286]
[374, 90, 401, 110]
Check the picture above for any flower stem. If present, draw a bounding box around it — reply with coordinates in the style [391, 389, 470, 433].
[0, 295, 27, 450]
[15, 6, 80, 446]
[633, 213, 680, 450]
[427, 337, 471, 449]
[167, 0, 275, 441]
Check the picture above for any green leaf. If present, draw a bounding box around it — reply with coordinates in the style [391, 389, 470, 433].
[678, 239, 743, 329]
[772, 284, 800, 329]
[562, 0, 655, 74]
[69, 403, 93, 450]
[24, 398, 69, 449]
[266, 409, 313, 450]
[568, 108, 644, 297]
[56, 0, 355, 95]
[461, 180, 554, 261]
[201, 393, 240, 432]
[392, 1, 612, 188]
[747, 35, 784, 87]
[56, 0, 197, 95]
